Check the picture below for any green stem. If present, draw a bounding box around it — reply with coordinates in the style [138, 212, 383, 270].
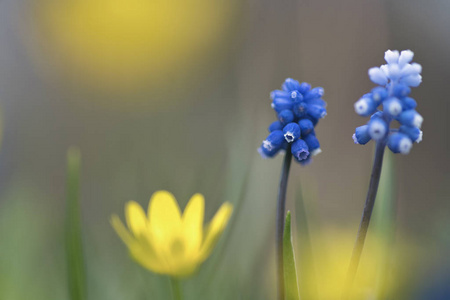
[170, 277, 182, 300]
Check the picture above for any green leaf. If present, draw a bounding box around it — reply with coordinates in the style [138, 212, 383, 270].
[295, 185, 318, 300]
[373, 151, 396, 299]
[283, 211, 300, 300]
[65, 147, 86, 300]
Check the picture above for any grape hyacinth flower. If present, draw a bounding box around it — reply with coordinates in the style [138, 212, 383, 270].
[259, 78, 327, 163]
[259, 78, 327, 300]
[344, 50, 423, 298]
[352, 49, 423, 153]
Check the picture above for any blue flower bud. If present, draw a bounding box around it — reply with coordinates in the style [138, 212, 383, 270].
[298, 119, 314, 136]
[393, 84, 411, 98]
[371, 87, 388, 103]
[307, 105, 327, 119]
[384, 50, 400, 64]
[304, 87, 324, 100]
[400, 97, 417, 110]
[282, 78, 301, 92]
[290, 90, 304, 102]
[399, 125, 422, 143]
[388, 64, 401, 80]
[272, 98, 293, 113]
[368, 118, 388, 140]
[283, 122, 301, 143]
[291, 139, 309, 161]
[383, 97, 403, 117]
[353, 125, 371, 145]
[303, 133, 321, 155]
[305, 98, 327, 108]
[387, 133, 412, 154]
[354, 96, 378, 117]
[270, 90, 290, 100]
[368, 67, 388, 85]
[298, 82, 311, 94]
[370, 111, 384, 119]
[268, 121, 284, 132]
[397, 110, 423, 128]
[380, 64, 390, 78]
[293, 102, 308, 118]
[306, 116, 319, 126]
[399, 74, 422, 87]
[260, 130, 286, 158]
[398, 50, 414, 68]
[278, 110, 295, 125]
[400, 63, 421, 77]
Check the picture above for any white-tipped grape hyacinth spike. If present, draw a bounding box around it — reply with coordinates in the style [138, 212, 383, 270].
[353, 49, 423, 155]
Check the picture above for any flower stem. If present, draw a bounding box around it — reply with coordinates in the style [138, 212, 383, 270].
[276, 149, 292, 300]
[170, 277, 182, 300]
[343, 141, 386, 299]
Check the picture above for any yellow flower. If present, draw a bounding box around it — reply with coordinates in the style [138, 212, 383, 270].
[111, 190, 233, 278]
[28, 0, 237, 96]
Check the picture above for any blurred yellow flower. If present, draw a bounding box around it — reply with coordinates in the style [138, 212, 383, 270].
[297, 228, 413, 300]
[27, 0, 237, 96]
[111, 191, 233, 277]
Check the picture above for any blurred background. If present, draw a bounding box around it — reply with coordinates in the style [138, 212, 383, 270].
[0, 0, 449, 299]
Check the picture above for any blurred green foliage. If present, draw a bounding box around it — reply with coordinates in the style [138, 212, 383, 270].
[283, 211, 300, 300]
[65, 148, 86, 300]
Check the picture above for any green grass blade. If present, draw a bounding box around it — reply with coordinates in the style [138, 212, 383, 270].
[66, 147, 86, 300]
[373, 150, 396, 299]
[295, 185, 318, 300]
[283, 211, 300, 300]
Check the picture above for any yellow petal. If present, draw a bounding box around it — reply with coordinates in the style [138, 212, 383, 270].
[182, 193, 204, 253]
[148, 190, 182, 241]
[129, 238, 166, 274]
[199, 202, 233, 261]
[110, 214, 134, 246]
[112, 214, 168, 274]
[125, 201, 148, 237]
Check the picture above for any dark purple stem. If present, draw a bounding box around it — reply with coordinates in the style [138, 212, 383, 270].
[276, 148, 292, 300]
[342, 140, 386, 299]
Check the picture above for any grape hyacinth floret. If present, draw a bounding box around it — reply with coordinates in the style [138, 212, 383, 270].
[258, 78, 327, 164]
[353, 50, 423, 154]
